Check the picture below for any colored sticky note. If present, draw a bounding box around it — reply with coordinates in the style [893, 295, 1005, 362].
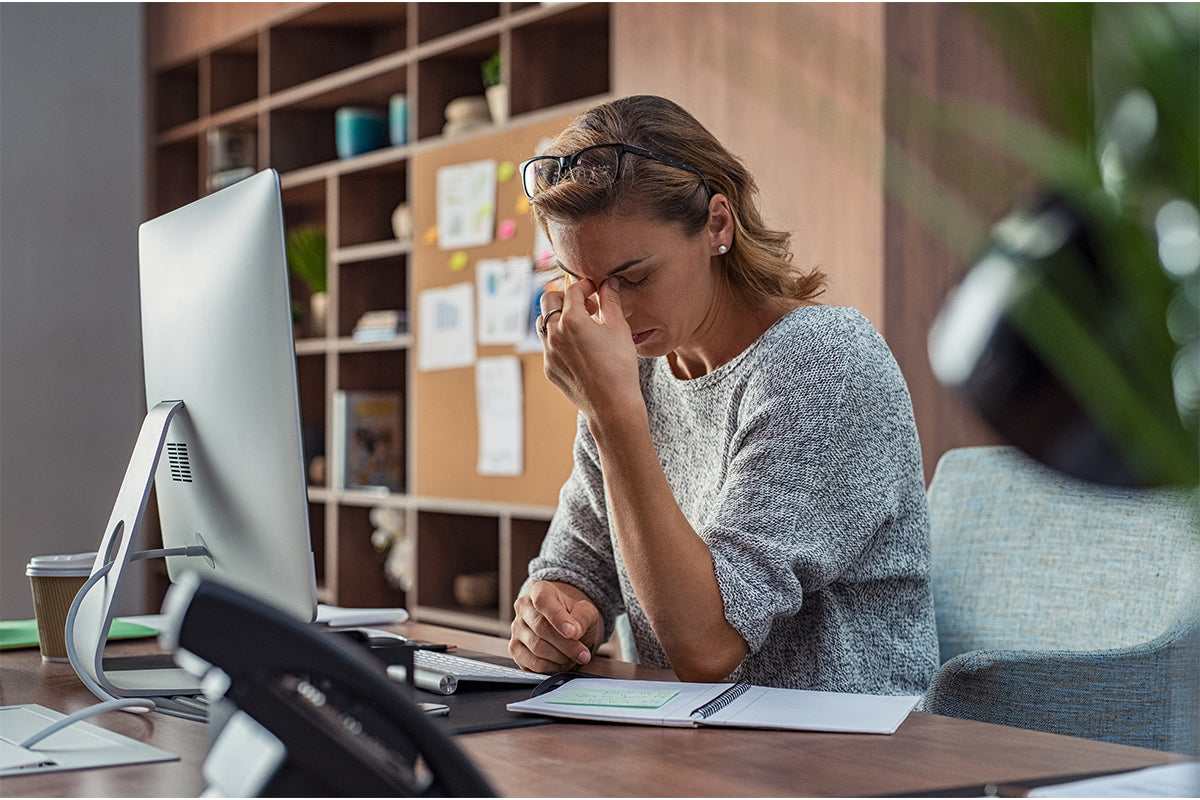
[547, 687, 680, 709]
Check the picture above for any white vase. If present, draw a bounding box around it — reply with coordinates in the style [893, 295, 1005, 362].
[486, 84, 509, 124]
[309, 291, 328, 337]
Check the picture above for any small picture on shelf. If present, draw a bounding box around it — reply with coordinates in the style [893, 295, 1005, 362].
[333, 391, 404, 492]
[207, 127, 256, 192]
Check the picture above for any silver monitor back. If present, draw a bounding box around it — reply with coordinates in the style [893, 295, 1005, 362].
[139, 169, 317, 622]
[69, 170, 318, 700]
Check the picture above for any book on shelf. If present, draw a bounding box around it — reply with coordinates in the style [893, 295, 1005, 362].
[332, 390, 404, 492]
[352, 309, 407, 343]
[507, 676, 920, 734]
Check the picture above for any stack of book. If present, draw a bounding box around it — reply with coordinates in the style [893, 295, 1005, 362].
[352, 309, 407, 343]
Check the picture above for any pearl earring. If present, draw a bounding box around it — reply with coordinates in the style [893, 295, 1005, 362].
[718, 245, 728, 255]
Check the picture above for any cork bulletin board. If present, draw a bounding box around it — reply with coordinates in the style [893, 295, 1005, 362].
[412, 111, 581, 505]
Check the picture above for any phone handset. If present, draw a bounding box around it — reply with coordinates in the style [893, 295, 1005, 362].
[161, 573, 494, 797]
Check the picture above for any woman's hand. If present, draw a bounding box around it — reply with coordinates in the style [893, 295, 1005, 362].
[539, 277, 643, 426]
[509, 580, 604, 673]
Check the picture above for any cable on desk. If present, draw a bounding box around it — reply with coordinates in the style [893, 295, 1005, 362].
[18, 698, 156, 749]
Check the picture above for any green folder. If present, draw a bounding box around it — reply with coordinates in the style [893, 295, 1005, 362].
[0, 618, 158, 650]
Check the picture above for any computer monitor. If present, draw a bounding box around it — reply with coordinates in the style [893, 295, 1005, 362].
[69, 169, 318, 699]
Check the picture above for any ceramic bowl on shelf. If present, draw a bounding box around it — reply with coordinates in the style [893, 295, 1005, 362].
[335, 106, 388, 159]
[453, 571, 499, 609]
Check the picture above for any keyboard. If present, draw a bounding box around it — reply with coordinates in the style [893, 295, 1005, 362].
[393, 650, 549, 695]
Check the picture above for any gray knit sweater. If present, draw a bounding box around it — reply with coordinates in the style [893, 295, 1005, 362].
[528, 306, 939, 695]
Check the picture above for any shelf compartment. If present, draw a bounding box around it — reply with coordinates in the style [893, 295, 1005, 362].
[281, 176, 328, 230]
[509, 4, 610, 116]
[151, 139, 200, 217]
[338, 349, 407, 410]
[335, 350, 408, 498]
[154, 60, 200, 132]
[269, 3, 409, 94]
[296, 352, 327, 487]
[268, 108, 338, 174]
[338, 160, 409, 248]
[337, 255, 408, 339]
[269, 80, 407, 174]
[416, 3, 499, 45]
[334, 504, 407, 608]
[210, 34, 260, 113]
[414, 34, 500, 140]
[415, 511, 501, 617]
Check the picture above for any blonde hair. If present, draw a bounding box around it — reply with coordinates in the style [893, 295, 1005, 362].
[530, 95, 826, 302]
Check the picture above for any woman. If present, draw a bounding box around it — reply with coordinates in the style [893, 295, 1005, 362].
[510, 95, 937, 695]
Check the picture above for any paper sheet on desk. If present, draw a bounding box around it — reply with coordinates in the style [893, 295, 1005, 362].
[1028, 762, 1200, 797]
[316, 605, 409, 627]
[0, 705, 177, 775]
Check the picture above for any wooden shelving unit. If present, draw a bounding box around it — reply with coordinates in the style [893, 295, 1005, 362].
[147, 2, 610, 635]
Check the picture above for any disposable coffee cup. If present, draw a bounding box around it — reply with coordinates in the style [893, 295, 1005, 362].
[26, 552, 95, 662]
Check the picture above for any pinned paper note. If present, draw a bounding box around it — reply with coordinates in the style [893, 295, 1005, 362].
[417, 283, 475, 371]
[547, 686, 680, 709]
[477, 257, 532, 345]
[437, 159, 497, 249]
[476, 356, 522, 476]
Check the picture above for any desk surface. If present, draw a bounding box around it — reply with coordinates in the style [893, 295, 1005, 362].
[1, 621, 1190, 797]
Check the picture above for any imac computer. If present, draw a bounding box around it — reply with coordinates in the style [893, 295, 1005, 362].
[69, 169, 318, 703]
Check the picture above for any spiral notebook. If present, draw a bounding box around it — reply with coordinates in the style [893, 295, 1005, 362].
[506, 677, 919, 734]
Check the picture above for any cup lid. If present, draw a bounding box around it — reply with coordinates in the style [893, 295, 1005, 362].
[26, 552, 96, 577]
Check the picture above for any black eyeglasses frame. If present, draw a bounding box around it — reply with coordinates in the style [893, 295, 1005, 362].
[518, 142, 711, 199]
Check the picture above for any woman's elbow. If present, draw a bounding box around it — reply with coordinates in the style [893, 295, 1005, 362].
[671, 635, 749, 683]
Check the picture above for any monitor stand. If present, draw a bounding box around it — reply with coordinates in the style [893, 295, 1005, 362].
[68, 400, 205, 699]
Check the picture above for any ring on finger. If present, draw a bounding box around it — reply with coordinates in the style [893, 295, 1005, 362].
[538, 308, 563, 336]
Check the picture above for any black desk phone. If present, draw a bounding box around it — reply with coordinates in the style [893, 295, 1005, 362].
[161, 574, 493, 797]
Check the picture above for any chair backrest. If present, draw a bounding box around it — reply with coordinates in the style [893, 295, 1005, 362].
[928, 446, 1199, 663]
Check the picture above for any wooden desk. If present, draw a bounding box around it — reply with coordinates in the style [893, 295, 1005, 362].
[1, 622, 1190, 797]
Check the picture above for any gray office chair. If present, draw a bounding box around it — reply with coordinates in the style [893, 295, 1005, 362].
[922, 446, 1200, 754]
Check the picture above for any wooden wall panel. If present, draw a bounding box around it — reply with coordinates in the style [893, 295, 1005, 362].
[615, 2, 1040, 481]
[612, 2, 886, 327]
[883, 3, 1037, 478]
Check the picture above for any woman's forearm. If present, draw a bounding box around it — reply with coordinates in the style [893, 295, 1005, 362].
[589, 412, 749, 681]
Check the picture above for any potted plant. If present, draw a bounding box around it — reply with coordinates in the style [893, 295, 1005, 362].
[285, 225, 328, 338]
[482, 50, 507, 124]
[913, 3, 1199, 487]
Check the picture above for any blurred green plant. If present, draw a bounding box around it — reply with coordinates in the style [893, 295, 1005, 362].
[481, 51, 502, 88]
[915, 3, 1199, 487]
[286, 225, 327, 294]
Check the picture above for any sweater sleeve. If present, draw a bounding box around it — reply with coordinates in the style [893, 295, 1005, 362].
[704, 316, 926, 653]
[524, 413, 624, 640]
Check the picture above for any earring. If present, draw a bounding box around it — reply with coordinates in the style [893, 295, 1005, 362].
[718, 244, 728, 255]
